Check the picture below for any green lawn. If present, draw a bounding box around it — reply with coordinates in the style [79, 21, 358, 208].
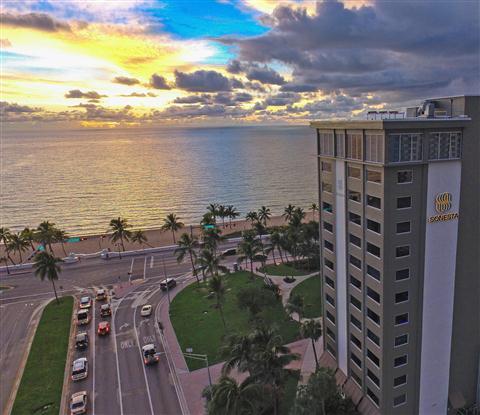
[170, 271, 300, 371]
[12, 296, 73, 415]
[290, 275, 322, 318]
[260, 263, 310, 277]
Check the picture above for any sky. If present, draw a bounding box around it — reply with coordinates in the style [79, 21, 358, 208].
[1, 0, 479, 129]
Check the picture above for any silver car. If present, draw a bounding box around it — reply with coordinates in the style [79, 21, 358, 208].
[71, 357, 88, 381]
[70, 391, 87, 414]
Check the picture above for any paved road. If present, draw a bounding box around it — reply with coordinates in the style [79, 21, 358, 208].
[0, 239, 242, 415]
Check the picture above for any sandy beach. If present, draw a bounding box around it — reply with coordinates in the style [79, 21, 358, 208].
[1, 213, 317, 264]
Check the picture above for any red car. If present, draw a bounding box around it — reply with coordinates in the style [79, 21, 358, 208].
[97, 321, 110, 336]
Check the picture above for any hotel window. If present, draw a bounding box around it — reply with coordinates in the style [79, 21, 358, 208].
[397, 170, 413, 184]
[394, 334, 408, 347]
[351, 370, 362, 386]
[367, 369, 380, 387]
[350, 255, 362, 269]
[367, 219, 381, 234]
[351, 333, 362, 350]
[325, 275, 335, 288]
[395, 313, 409, 326]
[326, 326, 336, 340]
[326, 293, 336, 306]
[367, 329, 380, 346]
[396, 221, 411, 234]
[324, 239, 334, 252]
[367, 195, 381, 209]
[351, 352, 362, 368]
[351, 314, 362, 330]
[367, 287, 381, 303]
[396, 245, 410, 258]
[394, 374, 407, 387]
[396, 268, 410, 281]
[326, 310, 336, 324]
[397, 196, 412, 209]
[349, 233, 362, 247]
[326, 342, 336, 357]
[388, 133, 423, 163]
[350, 275, 362, 290]
[393, 394, 407, 407]
[348, 190, 362, 203]
[367, 242, 381, 258]
[367, 265, 381, 281]
[394, 355, 408, 367]
[322, 201, 333, 213]
[395, 291, 409, 304]
[349, 212, 362, 226]
[324, 258, 334, 270]
[365, 133, 384, 163]
[367, 388, 380, 406]
[367, 308, 381, 325]
[336, 132, 345, 158]
[428, 132, 462, 160]
[347, 133, 363, 160]
[319, 132, 334, 156]
[367, 350, 380, 367]
[366, 169, 382, 183]
[322, 181, 333, 193]
[321, 161, 332, 172]
[348, 165, 361, 179]
[323, 221, 333, 233]
[350, 295, 362, 311]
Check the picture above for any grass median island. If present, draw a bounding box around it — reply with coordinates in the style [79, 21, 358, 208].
[12, 296, 73, 415]
[290, 275, 322, 318]
[260, 262, 311, 277]
[170, 271, 300, 371]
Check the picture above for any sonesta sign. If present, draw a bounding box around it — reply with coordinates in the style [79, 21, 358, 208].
[428, 192, 459, 223]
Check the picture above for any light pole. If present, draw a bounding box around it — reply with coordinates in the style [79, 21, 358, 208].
[162, 257, 171, 304]
[183, 352, 212, 394]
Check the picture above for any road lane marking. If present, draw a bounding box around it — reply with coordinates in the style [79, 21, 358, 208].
[112, 300, 125, 415]
[150, 256, 154, 269]
[118, 322, 130, 331]
[143, 335, 155, 344]
[143, 256, 147, 280]
[133, 305, 155, 415]
[129, 258, 135, 282]
[120, 339, 135, 349]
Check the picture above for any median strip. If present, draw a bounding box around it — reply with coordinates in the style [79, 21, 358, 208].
[11, 296, 74, 415]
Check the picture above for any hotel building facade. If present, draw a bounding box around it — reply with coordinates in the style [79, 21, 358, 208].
[311, 95, 479, 414]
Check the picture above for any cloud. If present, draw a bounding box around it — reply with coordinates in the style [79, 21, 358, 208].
[119, 92, 157, 97]
[149, 73, 171, 89]
[0, 39, 12, 48]
[263, 92, 300, 106]
[280, 83, 317, 92]
[226, 60, 285, 85]
[65, 90, 106, 99]
[113, 76, 140, 85]
[173, 94, 211, 104]
[1, 12, 71, 32]
[174, 70, 233, 92]
[0, 101, 41, 113]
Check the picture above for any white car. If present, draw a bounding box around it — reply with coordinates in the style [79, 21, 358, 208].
[140, 304, 152, 317]
[70, 391, 87, 414]
[64, 253, 80, 264]
[79, 296, 92, 309]
[71, 358, 88, 381]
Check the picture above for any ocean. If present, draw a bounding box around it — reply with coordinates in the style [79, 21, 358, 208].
[1, 125, 318, 235]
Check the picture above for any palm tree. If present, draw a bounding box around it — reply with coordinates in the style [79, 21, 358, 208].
[20, 227, 37, 251]
[209, 274, 227, 330]
[175, 233, 199, 283]
[109, 217, 132, 251]
[206, 376, 264, 415]
[36, 221, 57, 253]
[161, 213, 184, 244]
[226, 205, 239, 228]
[207, 203, 219, 221]
[269, 230, 285, 264]
[0, 256, 10, 274]
[310, 203, 319, 221]
[202, 226, 223, 255]
[7, 233, 29, 263]
[282, 204, 296, 222]
[258, 206, 271, 227]
[196, 248, 228, 282]
[300, 319, 322, 369]
[0, 227, 15, 265]
[33, 251, 62, 303]
[54, 228, 68, 257]
[245, 211, 258, 225]
[222, 334, 253, 375]
[131, 230, 151, 248]
[237, 231, 264, 279]
[217, 205, 227, 228]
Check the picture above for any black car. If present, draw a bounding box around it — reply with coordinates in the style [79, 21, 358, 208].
[100, 303, 112, 317]
[160, 278, 176, 291]
[75, 332, 89, 350]
[222, 248, 237, 256]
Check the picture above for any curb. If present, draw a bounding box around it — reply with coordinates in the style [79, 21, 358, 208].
[3, 300, 48, 415]
[59, 296, 77, 415]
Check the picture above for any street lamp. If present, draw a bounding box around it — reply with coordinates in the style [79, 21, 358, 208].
[162, 258, 171, 304]
[183, 351, 212, 394]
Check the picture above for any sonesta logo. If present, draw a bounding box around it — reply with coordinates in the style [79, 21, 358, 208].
[428, 192, 459, 223]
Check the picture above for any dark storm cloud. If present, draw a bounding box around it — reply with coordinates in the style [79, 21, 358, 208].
[173, 92, 253, 106]
[174, 70, 233, 92]
[1, 12, 71, 32]
[113, 76, 140, 86]
[0, 101, 40, 113]
[222, 0, 479, 100]
[65, 90, 106, 99]
[226, 59, 243, 74]
[225, 60, 285, 85]
[263, 92, 300, 106]
[173, 94, 211, 104]
[280, 83, 317, 92]
[149, 74, 171, 90]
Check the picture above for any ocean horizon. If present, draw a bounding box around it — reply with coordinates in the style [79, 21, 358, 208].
[2, 125, 318, 235]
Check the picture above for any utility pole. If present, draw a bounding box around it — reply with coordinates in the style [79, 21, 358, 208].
[183, 352, 212, 394]
[162, 257, 170, 304]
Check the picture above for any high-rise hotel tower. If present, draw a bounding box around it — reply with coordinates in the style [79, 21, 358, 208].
[311, 96, 479, 414]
